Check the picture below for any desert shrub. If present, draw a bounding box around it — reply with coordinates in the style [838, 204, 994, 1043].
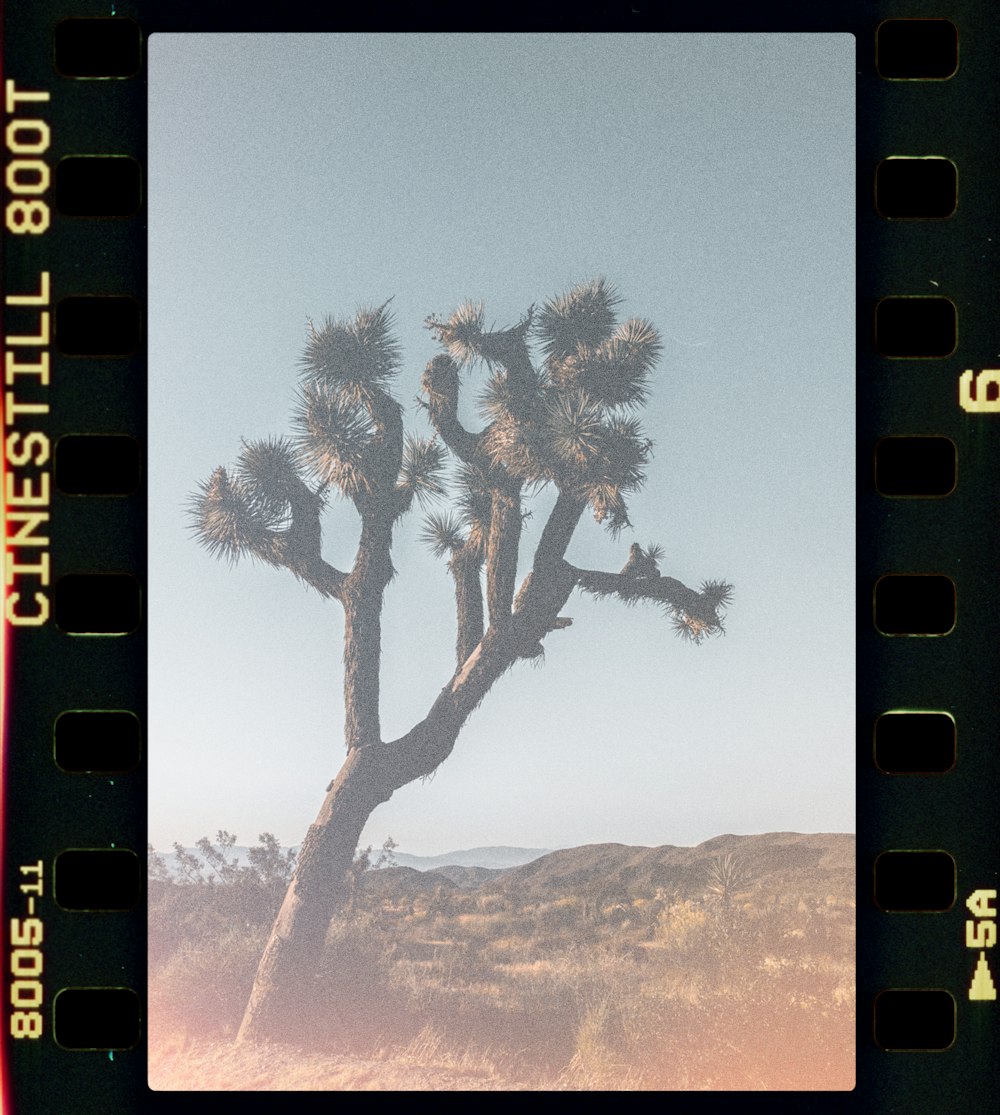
[310, 912, 414, 1050]
[654, 899, 706, 951]
[536, 896, 584, 932]
[150, 924, 267, 1038]
[149, 878, 283, 969]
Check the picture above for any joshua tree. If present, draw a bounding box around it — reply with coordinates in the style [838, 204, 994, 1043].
[189, 278, 734, 1043]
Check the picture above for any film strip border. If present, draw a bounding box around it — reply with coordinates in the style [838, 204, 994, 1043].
[2, 12, 147, 1111]
[2, 8, 998, 1112]
[857, 9, 999, 1107]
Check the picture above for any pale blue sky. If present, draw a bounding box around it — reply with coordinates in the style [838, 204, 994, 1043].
[149, 33, 855, 856]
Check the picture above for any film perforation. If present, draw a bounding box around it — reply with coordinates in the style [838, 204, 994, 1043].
[873, 850, 956, 913]
[873, 711, 956, 776]
[52, 572, 141, 636]
[53, 710, 142, 775]
[873, 988, 956, 1051]
[874, 295, 957, 360]
[55, 156, 142, 219]
[52, 987, 141, 1052]
[53, 849, 141, 913]
[874, 157, 957, 221]
[54, 433, 142, 497]
[875, 18, 959, 81]
[53, 18, 142, 81]
[873, 574, 955, 637]
[874, 435, 956, 498]
[54, 296, 141, 358]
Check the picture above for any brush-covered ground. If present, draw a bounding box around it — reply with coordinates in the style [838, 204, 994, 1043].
[148, 833, 855, 1091]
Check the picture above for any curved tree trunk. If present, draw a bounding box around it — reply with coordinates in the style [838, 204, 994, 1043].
[235, 747, 390, 1043]
[235, 626, 535, 1045]
[237, 499, 584, 1045]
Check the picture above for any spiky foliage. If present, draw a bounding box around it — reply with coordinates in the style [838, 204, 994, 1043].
[706, 853, 754, 905]
[290, 304, 407, 505]
[480, 409, 548, 484]
[419, 511, 466, 559]
[534, 277, 622, 362]
[670, 612, 720, 643]
[669, 581, 734, 644]
[300, 301, 401, 400]
[187, 466, 280, 566]
[478, 368, 520, 424]
[545, 389, 606, 469]
[699, 579, 735, 611]
[645, 543, 665, 566]
[565, 414, 653, 537]
[292, 382, 377, 498]
[425, 300, 486, 368]
[397, 435, 447, 507]
[452, 463, 492, 556]
[234, 436, 304, 526]
[549, 317, 662, 411]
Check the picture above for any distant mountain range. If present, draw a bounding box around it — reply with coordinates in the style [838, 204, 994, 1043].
[394, 847, 553, 872]
[151, 834, 853, 895]
[151, 843, 552, 881]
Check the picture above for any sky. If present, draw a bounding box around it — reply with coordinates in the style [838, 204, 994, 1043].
[148, 33, 855, 857]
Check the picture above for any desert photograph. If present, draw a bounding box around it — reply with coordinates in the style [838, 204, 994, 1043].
[148, 33, 855, 1090]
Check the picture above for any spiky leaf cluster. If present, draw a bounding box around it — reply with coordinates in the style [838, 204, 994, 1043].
[545, 390, 605, 469]
[699, 579, 735, 611]
[669, 581, 734, 644]
[550, 317, 662, 411]
[425, 301, 486, 368]
[420, 462, 491, 563]
[545, 403, 652, 535]
[420, 511, 466, 559]
[534, 277, 622, 362]
[234, 436, 304, 527]
[422, 283, 663, 538]
[300, 301, 401, 400]
[293, 382, 378, 498]
[397, 435, 447, 507]
[292, 303, 407, 505]
[452, 462, 492, 556]
[188, 466, 280, 566]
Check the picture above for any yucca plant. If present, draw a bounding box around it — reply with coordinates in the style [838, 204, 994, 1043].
[188, 282, 733, 1045]
[706, 853, 755, 908]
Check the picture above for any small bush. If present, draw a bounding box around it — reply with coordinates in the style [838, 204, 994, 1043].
[150, 924, 267, 1038]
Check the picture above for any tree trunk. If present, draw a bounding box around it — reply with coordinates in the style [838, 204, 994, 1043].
[235, 641, 518, 1045]
[235, 747, 390, 1044]
[236, 495, 582, 1045]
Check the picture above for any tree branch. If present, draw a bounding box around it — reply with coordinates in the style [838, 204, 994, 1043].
[571, 567, 700, 610]
[509, 491, 586, 647]
[450, 548, 484, 667]
[357, 387, 405, 510]
[475, 312, 537, 418]
[484, 481, 521, 628]
[420, 355, 481, 463]
[374, 625, 518, 787]
[274, 479, 348, 599]
[571, 566, 731, 642]
[342, 512, 395, 752]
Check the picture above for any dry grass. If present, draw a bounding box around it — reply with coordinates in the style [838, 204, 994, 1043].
[148, 1027, 526, 1091]
[150, 877, 855, 1091]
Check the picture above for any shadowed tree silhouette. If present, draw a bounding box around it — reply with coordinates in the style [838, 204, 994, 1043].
[188, 279, 734, 1043]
